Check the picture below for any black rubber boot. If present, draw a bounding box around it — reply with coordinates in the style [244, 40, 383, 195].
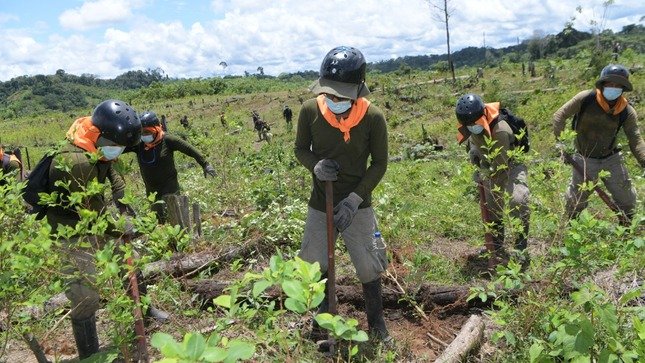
[71, 315, 99, 360]
[490, 222, 509, 266]
[136, 272, 170, 323]
[362, 277, 391, 342]
[515, 221, 529, 251]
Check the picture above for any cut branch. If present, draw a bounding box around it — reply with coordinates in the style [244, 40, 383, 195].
[434, 314, 485, 363]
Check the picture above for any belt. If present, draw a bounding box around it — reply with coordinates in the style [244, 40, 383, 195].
[586, 149, 619, 160]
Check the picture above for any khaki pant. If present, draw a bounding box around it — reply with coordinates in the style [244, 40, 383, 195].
[483, 164, 530, 226]
[299, 207, 387, 283]
[61, 236, 106, 320]
[565, 152, 637, 216]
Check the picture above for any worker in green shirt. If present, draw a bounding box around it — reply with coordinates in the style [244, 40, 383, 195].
[295, 46, 391, 345]
[125, 111, 216, 223]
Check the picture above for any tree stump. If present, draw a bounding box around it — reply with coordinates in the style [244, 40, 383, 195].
[164, 194, 191, 233]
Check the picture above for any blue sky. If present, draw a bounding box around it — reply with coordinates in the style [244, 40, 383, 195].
[0, 0, 642, 81]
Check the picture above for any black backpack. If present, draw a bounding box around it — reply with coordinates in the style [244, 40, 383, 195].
[23, 153, 56, 219]
[490, 108, 530, 153]
[572, 90, 628, 147]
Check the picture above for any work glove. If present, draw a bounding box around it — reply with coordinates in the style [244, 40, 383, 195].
[203, 164, 216, 178]
[468, 148, 481, 167]
[472, 169, 482, 183]
[313, 159, 340, 181]
[333, 192, 363, 232]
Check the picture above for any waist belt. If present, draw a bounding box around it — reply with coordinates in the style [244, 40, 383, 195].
[586, 148, 619, 160]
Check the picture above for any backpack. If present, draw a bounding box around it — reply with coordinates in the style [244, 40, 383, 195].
[2, 148, 24, 180]
[22, 153, 56, 219]
[572, 90, 628, 147]
[490, 108, 530, 153]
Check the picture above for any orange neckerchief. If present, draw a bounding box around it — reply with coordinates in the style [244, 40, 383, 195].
[316, 94, 370, 142]
[595, 88, 628, 115]
[66, 116, 101, 153]
[143, 126, 164, 150]
[457, 102, 500, 144]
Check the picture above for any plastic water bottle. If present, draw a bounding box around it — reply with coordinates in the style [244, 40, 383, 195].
[371, 231, 387, 251]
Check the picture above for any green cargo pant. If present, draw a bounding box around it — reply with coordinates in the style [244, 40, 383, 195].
[62, 236, 105, 320]
[299, 207, 388, 283]
[565, 152, 637, 217]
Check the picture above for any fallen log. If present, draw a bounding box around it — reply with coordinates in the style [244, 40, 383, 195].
[185, 279, 485, 311]
[434, 314, 484, 363]
[142, 238, 262, 280]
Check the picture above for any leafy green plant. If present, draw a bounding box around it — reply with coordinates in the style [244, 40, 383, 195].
[151, 332, 255, 363]
[315, 313, 369, 359]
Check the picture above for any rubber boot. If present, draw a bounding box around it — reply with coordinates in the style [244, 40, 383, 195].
[514, 221, 529, 251]
[514, 222, 530, 271]
[490, 222, 508, 266]
[362, 277, 391, 343]
[71, 315, 99, 360]
[136, 272, 170, 323]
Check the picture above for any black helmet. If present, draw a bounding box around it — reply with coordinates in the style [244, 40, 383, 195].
[595, 64, 633, 91]
[320, 46, 366, 85]
[455, 94, 485, 125]
[310, 46, 370, 100]
[140, 111, 160, 127]
[91, 99, 141, 147]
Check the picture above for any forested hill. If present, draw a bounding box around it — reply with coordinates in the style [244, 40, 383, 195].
[1, 24, 643, 119]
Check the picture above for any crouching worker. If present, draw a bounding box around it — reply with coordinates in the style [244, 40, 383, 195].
[295, 46, 392, 346]
[455, 93, 530, 266]
[47, 100, 167, 360]
[125, 111, 216, 223]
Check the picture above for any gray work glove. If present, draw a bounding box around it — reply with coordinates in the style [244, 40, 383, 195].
[313, 159, 340, 181]
[203, 164, 216, 178]
[333, 192, 363, 232]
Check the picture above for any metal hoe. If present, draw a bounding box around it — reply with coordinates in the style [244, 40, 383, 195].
[476, 174, 497, 269]
[324, 180, 337, 353]
[124, 234, 150, 362]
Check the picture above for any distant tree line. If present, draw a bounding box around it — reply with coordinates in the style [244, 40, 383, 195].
[0, 24, 642, 118]
[369, 24, 643, 73]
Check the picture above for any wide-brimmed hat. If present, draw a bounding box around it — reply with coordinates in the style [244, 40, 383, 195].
[309, 78, 370, 100]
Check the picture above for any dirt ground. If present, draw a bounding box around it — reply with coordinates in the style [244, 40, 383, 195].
[2, 239, 487, 362]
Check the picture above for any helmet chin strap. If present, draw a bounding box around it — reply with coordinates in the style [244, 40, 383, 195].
[356, 81, 365, 100]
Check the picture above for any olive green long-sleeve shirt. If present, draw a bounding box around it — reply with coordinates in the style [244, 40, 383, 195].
[468, 120, 515, 189]
[553, 90, 645, 167]
[125, 134, 208, 197]
[294, 98, 388, 212]
[46, 145, 126, 232]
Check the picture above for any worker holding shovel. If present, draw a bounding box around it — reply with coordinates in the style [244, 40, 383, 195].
[553, 64, 644, 225]
[294, 46, 391, 346]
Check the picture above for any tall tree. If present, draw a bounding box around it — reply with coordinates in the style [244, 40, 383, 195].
[427, 0, 456, 82]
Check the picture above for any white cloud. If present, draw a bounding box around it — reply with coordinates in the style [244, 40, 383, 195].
[58, 0, 146, 31]
[0, 0, 643, 81]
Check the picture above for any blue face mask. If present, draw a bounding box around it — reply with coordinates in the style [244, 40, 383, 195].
[99, 145, 125, 160]
[325, 97, 352, 114]
[467, 124, 484, 135]
[602, 87, 623, 101]
[141, 135, 154, 143]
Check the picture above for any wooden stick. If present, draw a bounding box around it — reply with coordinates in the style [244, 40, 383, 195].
[427, 332, 448, 348]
